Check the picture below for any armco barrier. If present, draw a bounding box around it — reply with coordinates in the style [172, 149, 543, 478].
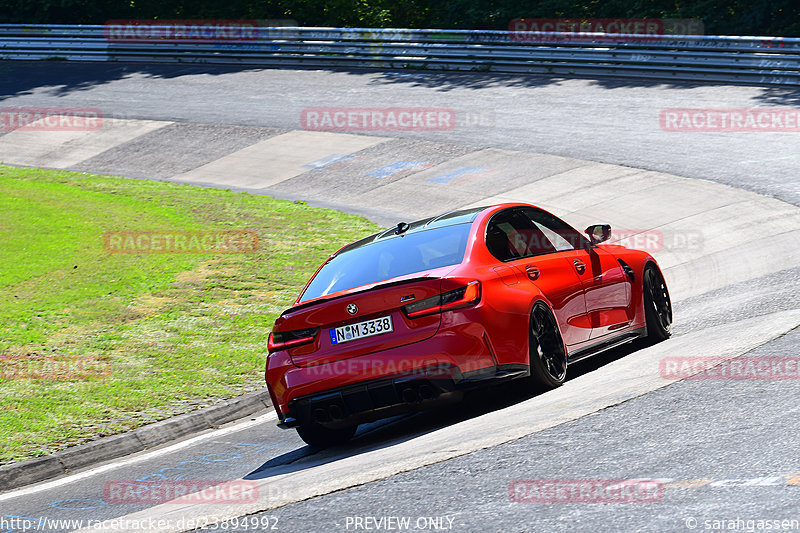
[0, 24, 798, 86]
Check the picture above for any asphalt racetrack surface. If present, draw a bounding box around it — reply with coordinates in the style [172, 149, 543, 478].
[3, 62, 799, 206]
[1, 62, 799, 533]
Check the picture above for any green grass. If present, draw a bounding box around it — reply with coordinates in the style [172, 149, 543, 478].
[0, 165, 380, 464]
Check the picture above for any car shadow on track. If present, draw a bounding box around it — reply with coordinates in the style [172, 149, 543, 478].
[245, 338, 656, 481]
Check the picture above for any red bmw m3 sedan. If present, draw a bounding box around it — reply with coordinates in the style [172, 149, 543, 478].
[265, 203, 672, 446]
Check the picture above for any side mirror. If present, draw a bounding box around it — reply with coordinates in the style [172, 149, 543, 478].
[585, 224, 612, 245]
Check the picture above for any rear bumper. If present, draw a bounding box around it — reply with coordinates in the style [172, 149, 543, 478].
[277, 365, 463, 429]
[268, 318, 537, 428]
[267, 323, 497, 413]
[276, 362, 529, 429]
[266, 306, 538, 429]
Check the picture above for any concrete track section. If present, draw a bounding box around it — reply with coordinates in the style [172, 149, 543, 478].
[0, 118, 170, 168]
[1, 62, 799, 205]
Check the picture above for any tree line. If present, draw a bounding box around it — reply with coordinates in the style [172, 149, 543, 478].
[0, 0, 797, 37]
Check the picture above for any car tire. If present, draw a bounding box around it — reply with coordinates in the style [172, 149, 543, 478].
[643, 264, 672, 342]
[528, 302, 568, 390]
[296, 422, 357, 448]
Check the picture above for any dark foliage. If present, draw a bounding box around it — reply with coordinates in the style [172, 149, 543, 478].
[0, 0, 797, 36]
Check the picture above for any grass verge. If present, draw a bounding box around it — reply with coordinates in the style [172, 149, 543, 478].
[0, 165, 380, 464]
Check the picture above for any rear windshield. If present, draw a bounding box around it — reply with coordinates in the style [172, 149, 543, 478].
[299, 223, 472, 302]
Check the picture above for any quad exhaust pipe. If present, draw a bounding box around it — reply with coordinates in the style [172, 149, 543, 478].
[402, 384, 438, 404]
[419, 384, 436, 401]
[313, 403, 346, 423]
[401, 387, 419, 404]
[311, 383, 441, 423]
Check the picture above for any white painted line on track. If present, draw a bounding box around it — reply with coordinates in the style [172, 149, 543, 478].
[0, 411, 276, 502]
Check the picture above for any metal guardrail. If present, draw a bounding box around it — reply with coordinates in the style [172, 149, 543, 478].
[1, 24, 799, 86]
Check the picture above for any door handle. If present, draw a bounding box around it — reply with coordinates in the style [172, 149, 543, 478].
[525, 265, 540, 280]
[573, 259, 586, 274]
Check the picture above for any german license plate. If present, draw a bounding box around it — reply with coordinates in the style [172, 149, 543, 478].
[330, 316, 393, 345]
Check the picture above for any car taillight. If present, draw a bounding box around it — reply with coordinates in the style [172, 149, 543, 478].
[403, 281, 481, 318]
[267, 327, 319, 353]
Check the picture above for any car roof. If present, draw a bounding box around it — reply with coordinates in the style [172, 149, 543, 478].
[335, 205, 491, 256]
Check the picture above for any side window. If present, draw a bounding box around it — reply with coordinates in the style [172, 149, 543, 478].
[523, 208, 589, 251]
[485, 209, 556, 261]
[533, 221, 574, 251]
